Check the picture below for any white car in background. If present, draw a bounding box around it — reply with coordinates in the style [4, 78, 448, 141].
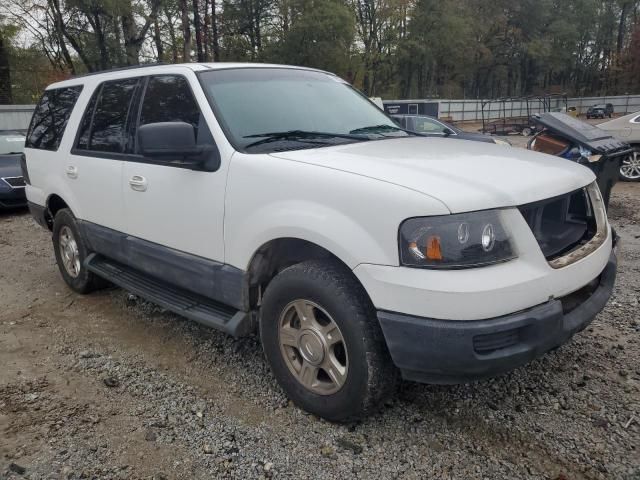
[597, 111, 640, 181]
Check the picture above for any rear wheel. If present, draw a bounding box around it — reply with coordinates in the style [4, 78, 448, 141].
[52, 208, 106, 293]
[521, 127, 532, 137]
[620, 147, 640, 182]
[260, 260, 398, 422]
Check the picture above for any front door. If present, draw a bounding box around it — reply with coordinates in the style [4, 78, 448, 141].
[122, 74, 226, 263]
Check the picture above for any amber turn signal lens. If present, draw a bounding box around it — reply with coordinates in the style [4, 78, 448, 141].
[426, 235, 442, 260]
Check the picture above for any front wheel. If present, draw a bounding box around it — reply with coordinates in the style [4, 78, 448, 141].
[521, 127, 532, 137]
[620, 147, 640, 182]
[260, 260, 398, 422]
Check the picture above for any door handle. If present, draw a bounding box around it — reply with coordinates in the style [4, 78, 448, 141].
[129, 175, 148, 192]
[66, 166, 78, 179]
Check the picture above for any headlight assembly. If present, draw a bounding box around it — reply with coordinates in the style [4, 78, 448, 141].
[399, 210, 516, 269]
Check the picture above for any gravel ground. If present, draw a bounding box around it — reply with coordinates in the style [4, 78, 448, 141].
[1, 182, 639, 480]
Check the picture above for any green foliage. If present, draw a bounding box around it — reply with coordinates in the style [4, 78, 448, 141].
[1, 0, 639, 101]
[266, 0, 354, 76]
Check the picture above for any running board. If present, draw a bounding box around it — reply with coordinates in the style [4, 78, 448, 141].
[85, 253, 252, 337]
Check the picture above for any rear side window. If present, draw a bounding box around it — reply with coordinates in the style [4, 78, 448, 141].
[26, 86, 83, 151]
[76, 78, 139, 153]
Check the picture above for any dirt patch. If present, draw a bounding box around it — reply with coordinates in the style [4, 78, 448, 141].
[1, 183, 639, 479]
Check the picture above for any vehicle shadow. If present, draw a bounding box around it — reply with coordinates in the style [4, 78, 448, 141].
[0, 206, 29, 218]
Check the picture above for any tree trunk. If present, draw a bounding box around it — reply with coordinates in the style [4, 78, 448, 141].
[48, 0, 88, 72]
[180, 0, 192, 61]
[192, 0, 205, 61]
[92, 13, 111, 69]
[121, 11, 140, 65]
[154, 17, 164, 61]
[211, 0, 220, 61]
[203, 0, 210, 60]
[0, 34, 12, 105]
[165, 8, 180, 63]
[617, 2, 631, 57]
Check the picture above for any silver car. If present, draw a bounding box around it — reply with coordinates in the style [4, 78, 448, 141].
[598, 111, 640, 181]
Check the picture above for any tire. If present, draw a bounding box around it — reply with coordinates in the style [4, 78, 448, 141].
[52, 208, 106, 293]
[521, 127, 532, 137]
[260, 260, 398, 422]
[620, 147, 640, 182]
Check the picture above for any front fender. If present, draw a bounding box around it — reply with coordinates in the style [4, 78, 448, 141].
[224, 153, 449, 270]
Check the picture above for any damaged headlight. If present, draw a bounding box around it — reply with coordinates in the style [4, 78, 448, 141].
[399, 210, 516, 269]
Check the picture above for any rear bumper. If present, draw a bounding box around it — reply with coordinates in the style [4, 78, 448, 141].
[378, 251, 617, 384]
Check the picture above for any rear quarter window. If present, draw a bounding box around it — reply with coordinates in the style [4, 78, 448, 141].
[26, 86, 83, 151]
[74, 78, 140, 154]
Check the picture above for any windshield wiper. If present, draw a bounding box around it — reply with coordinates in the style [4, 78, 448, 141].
[243, 130, 368, 149]
[349, 124, 410, 135]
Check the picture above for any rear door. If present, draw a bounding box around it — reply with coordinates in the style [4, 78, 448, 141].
[122, 73, 226, 263]
[24, 85, 83, 210]
[68, 78, 141, 232]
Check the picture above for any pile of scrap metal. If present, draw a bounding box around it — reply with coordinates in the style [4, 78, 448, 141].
[528, 112, 631, 207]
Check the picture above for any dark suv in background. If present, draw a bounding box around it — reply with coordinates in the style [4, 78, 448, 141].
[391, 115, 511, 146]
[0, 130, 27, 210]
[586, 104, 614, 119]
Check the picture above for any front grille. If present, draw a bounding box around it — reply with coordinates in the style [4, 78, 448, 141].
[2, 176, 26, 188]
[518, 184, 605, 267]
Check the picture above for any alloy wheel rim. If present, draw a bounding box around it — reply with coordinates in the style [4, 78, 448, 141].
[278, 299, 348, 395]
[620, 150, 640, 180]
[59, 226, 81, 278]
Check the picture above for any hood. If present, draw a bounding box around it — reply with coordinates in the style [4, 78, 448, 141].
[269, 137, 595, 213]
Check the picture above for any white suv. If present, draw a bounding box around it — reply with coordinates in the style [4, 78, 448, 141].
[23, 63, 617, 422]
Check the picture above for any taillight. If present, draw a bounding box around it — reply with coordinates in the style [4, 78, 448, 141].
[20, 153, 30, 185]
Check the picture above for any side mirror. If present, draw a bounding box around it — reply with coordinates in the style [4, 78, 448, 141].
[443, 127, 455, 136]
[137, 122, 221, 172]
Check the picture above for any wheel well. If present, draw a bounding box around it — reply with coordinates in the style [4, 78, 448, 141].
[244, 238, 351, 310]
[44, 194, 70, 230]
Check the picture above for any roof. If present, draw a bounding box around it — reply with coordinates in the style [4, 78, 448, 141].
[45, 62, 332, 90]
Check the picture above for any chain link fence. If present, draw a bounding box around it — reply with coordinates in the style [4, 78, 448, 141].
[436, 95, 640, 122]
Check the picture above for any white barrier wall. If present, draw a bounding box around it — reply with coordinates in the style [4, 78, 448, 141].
[412, 95, 640, 122]
[0, 105, 35, 131]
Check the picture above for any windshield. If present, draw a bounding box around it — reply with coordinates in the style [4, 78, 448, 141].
[198, 68, 408, 152]
[0, 132, 26, 155]
[413, 116, 459, 134]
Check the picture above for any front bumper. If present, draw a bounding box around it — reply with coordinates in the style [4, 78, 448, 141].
[378, 251, 617, 384]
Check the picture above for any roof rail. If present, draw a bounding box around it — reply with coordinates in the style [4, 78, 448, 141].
[72, 62, 169, 79]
